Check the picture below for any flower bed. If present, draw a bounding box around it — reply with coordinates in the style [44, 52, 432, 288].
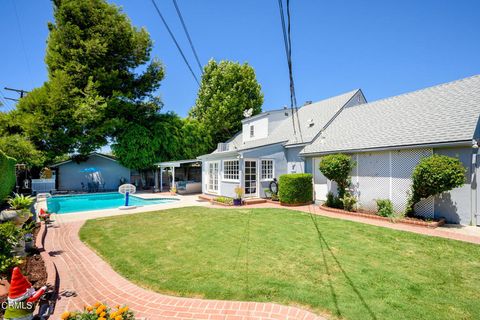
[0, 223, 49, 317]
[211, 196, 234, 206]
[320, 205, 446, 228]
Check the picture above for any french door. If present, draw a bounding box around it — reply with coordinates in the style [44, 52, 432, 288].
[244, 159, 258, 197]
[207, 162, 219, 193]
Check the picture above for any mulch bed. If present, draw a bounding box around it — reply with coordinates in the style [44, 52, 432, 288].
[0, 224, 48, 317]
[320, 205, 446, 228]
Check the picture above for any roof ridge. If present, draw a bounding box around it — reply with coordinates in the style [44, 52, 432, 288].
[365, 74, 480, 106]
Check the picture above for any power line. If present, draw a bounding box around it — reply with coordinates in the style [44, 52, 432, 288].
[172, 0, 203, 74]
[12, 0, 34, 87]
[150, 0, 200, 86]
[0, 90, 13, 112]
[277, 0, 302, 141]
[286, 0, 303, 142]
[277, 0, 296, 136]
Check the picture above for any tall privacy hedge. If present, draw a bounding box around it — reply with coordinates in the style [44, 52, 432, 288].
[278, 173, 313, 204]
[0, 150, 16, 205]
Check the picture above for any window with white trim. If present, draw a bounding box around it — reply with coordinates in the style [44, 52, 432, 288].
[223, 160, 239, 180]
[261, 159, 274, 180]
[250, 125, 254, 137]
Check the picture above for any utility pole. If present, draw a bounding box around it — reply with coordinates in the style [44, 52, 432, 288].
[4, 87, 29, 102]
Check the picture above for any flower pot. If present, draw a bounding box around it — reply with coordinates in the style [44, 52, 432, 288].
[233, 198, 242, 206]
[1, 209, 30, 226]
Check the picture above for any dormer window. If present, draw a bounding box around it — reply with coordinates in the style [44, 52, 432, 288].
[250, 125, 254, 137]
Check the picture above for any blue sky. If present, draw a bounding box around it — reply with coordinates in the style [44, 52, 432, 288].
[1, 0, 479, 117]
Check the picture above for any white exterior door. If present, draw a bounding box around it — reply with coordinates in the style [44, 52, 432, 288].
[207, 162, 219, 193]
[244, 159, 258, 197]
[313, 157, 329, 201]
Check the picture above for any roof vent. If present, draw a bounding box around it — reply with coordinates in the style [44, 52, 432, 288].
[304, 100, 313, 106]
[283, 105, 289, 116]
[307, 118, 314, 127]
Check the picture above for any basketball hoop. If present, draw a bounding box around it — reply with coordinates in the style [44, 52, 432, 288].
[118, 184, 137, 210]
[118, 184, 136, 195]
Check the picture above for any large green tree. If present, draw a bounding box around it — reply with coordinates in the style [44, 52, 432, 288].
[189, 59, 263, 147]
[16, 0, 164, 163]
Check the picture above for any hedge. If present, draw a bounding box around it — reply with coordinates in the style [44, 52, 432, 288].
[0, 150, 16, 205]
[278, 173, 313, 204]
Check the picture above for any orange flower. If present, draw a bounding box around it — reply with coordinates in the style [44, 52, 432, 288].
[99, 318, 107, 320]
[94, 302, 101, 308]
[86, 306, 93, 312]
[100, 311, 106, 317]
[110, 312, 117, 319]
[115, 316, 122, 320]
[115, 305, 120, 309]
[60, 311, 70, 319]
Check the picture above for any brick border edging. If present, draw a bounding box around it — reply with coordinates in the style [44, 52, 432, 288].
[210, 199, 234, 206]
[35, 222, 58, 289]
[319, 205, 446, 228]
[280, 201, 314, 207]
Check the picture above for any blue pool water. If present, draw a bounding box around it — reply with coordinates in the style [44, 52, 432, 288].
[47, 192, 179, 214]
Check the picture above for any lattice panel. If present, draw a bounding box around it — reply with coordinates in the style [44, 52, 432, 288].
[391, 149, 433, 216]
[414, 196, 435, 218]
[356, 152, 390, 211]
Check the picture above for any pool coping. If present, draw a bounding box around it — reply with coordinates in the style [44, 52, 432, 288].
[36, 193, 208, 223]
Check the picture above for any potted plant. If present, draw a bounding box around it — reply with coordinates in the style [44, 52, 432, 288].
[170, 185, 177, 195]
[233, 186, 244, 206]
[4, 193, 35, 226]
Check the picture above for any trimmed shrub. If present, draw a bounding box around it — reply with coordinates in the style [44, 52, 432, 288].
[0, 150, 16, 205]
[319, 154, 356, 198]
[278, 173, 313, 204]
[341, 193, 357, 211]
[407, 154, 465, 216]
[376, 199, 394, 217]
[325, 192, 343, 209]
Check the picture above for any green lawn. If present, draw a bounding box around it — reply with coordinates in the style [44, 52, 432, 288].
[79, 207, 480, 320]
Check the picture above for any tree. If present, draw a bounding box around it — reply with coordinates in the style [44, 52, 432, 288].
[407, 155, 465, 216]
[0, 134, 45, 168]
[189, 59, 263, 146]
[319, 154, 356, 199]
[179, 119, 212, 159]
[112, 112, 183, 170]
[15, 0, 165, 162]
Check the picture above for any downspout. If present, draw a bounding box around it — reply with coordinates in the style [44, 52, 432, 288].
[471, 140, 479, 226]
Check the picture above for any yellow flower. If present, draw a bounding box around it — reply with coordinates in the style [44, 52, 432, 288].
[60, 311, 70, 319]
[94, 302, 101, 308]
[110, 312, 117, 319]
[115, 316, 122, 320]
[99, 318, 107, 320]
[86, 306, 93, 312]
[115, 305, 120, 309]
[100, 311, 106, 317]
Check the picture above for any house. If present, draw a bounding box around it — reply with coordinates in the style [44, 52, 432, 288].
[199, 74, 480, 225]
[198, 89, 366, 198]
[302, 75, 480, 225]
[50, 152, 131, 192]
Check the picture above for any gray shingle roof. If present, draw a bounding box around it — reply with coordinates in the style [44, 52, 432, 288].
[229, 89, 361, 151]
[301, 74, 480, 155]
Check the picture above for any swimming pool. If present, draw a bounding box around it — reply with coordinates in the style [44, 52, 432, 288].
[47, 193, 179, 214]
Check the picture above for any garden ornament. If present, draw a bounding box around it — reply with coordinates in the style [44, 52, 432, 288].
[4, 267, 46, 320]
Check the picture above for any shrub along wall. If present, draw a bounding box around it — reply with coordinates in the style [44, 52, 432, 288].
[0, 150, 16, 205]
[278, 173, 313, 204]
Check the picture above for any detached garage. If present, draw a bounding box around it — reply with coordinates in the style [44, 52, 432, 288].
[303, 75, 480, 225]
[51, 152, 131, 192]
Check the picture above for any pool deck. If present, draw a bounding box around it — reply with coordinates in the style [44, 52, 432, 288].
[36, 192, 210, 223]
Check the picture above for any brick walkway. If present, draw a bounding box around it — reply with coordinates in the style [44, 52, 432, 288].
[45, 221, 326, 320]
